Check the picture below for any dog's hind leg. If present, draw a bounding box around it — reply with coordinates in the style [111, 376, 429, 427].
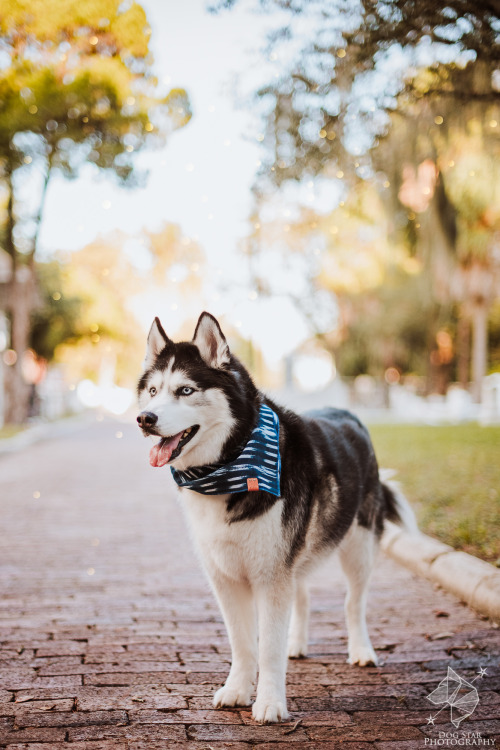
[211, 575, 258, 708]
[287, 576, 309, 658]
[338, 523, 378, 667]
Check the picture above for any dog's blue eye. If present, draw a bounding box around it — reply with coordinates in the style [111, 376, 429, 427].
[181, 386, 194, 396]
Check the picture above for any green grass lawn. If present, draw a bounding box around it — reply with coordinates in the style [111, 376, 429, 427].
[369, 423, 500, 564]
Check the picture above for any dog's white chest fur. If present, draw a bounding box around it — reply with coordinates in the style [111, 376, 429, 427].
[181, 489, 285, 584]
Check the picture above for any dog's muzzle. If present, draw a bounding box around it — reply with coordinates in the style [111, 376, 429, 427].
[137, 411, 158, 431]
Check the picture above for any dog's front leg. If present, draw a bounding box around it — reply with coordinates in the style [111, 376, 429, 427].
[252, 582, 292, 723]
[211, 574, 257, 708]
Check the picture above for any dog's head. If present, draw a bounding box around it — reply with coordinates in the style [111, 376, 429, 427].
[137, 312, 257, 471]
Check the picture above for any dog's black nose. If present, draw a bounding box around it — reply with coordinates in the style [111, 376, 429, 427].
[137, 411, 158, 428]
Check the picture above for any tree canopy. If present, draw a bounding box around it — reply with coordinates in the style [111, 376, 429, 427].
[0, 0, 191, 422]
[216, 0, 499, 188]
[32, 224, 205, 387]
[0, 0, 190, 257]
[217, 0, 499, 69]
[220, 0, 500, 393]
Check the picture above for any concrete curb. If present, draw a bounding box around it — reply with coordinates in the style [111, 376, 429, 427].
[382, 522, 500, 622]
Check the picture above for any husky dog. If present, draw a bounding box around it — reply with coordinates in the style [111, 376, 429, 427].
[137, 311, 417, 724]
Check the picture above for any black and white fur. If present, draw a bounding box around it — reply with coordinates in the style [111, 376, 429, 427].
[137, 312, 417, 723]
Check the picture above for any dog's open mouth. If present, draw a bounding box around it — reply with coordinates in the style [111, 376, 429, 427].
[149, 425, 199, 467]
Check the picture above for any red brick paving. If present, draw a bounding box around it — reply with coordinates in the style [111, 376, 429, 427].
[0, 418, 499, 748]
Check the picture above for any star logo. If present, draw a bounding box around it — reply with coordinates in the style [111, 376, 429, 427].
[426, 666, 487, 728]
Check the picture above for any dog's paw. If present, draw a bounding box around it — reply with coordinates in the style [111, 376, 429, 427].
[287, 639, 308, 659]
[213, 682, 252, 708]
[252, 695, 289, 723]
[347, 644, 378, 667]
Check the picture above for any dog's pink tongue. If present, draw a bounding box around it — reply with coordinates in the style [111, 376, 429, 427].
[149, 432, 184, 468]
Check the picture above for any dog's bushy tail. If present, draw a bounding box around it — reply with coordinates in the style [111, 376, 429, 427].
[379, 469, 418, 535]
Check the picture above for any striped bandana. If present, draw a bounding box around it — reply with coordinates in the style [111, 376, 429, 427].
[170, 404, 281, 497]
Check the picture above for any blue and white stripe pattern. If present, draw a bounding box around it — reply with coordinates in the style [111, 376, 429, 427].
[170, 404, 281, 497]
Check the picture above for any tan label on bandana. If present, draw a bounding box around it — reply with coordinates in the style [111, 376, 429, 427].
[247, 478, 259, 491]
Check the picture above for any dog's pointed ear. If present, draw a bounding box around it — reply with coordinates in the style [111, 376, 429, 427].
[192, 312, 230, 369]
[143, 317, 169, 369]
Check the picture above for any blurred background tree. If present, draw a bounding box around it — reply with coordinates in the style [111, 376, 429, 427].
[219, 0, 500, 399]
[30, 223, 204, 388]
[0, 0, 191, 423]
[374, 61, 500, 399]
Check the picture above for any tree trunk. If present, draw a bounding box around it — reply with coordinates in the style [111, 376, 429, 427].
[470, 303, 488, 403]
[4, 270, 36, 424]
[1, 163, 31, 425]
[2, 161, 49, 424]
[456, 313, 471, 389]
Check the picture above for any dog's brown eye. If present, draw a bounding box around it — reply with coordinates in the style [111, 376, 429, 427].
[149, 387, 157, 396]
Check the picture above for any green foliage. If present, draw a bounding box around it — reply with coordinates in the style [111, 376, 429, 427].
[0, 0, 151, 67]
[256, 56, 500, 384]
[444, 149, 500, 265]
[222, 1, 500, 393]
[0, 0, 191, 249]
[29, 261, 83, 361]
[49, 225, 204, 385]
[218, 0, 498, 66]
[335, 265, 442, 377]
[228, 1, 499, 189]
[0, 0, 192, 423]
[369, 423, 500, 562]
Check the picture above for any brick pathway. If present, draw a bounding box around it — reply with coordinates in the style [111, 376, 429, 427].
[1, 418, 499, 750]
